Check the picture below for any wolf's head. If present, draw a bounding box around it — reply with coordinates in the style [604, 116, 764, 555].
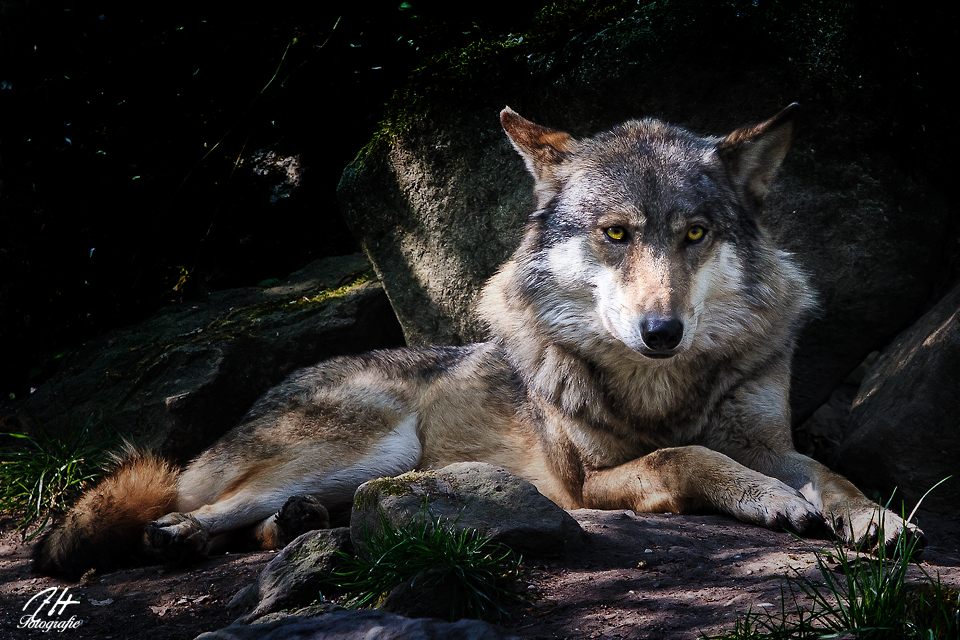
[486, 105, 806, 363]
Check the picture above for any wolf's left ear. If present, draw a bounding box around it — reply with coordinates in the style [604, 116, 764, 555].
[500, 107, 578, 184]
[717, 103, 799, 204]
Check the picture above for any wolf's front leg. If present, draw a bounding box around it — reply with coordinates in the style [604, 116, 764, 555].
[581, 446, 826, 535]
[710, 364, 923, 554]
[759, 452, 924, 554]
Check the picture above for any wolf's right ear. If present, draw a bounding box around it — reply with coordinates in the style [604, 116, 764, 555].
[717, 103, 799, 205]
[500, 107, 578, 187]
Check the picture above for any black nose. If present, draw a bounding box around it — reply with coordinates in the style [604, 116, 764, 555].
[641, 317, 684, 351]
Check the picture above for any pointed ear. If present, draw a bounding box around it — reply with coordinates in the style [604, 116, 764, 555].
[500, 107, 578, 185]
[717, 103, 799, 203]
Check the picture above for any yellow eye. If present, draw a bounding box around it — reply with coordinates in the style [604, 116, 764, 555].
[686, 226, 706, 243]
[604, 226, 627, 242]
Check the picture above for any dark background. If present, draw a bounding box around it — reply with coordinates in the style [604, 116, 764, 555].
[0, 0, 545, 398]
[0, 0, 954, 401]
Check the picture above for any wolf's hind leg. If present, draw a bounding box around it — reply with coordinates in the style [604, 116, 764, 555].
[200, 495, 332, 554]
[583, 446, 827, 535]
[145, 484, 322, 561]
[145, 403, 423, 563]
[147, 495, 330, 560]
[146, 412, 423, 561]
[250, 495, 331, 549]
[142, 484, 299, 562]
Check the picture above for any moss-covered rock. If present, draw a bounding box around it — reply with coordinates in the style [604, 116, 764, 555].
[19, 254, 404, 462]
[351, 462, 586, 558]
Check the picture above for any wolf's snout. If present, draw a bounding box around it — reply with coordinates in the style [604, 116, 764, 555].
[640, 317, 684, 355]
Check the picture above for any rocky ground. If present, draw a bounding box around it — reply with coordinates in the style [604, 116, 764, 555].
[2, 510, 958, 640]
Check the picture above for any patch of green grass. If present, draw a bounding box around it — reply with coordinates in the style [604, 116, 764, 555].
[328, 510, 523, 622]
[0, 408, 116, 539]
[704, 482, 959, 639]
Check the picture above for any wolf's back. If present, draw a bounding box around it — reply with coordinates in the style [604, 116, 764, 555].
[32, 449, 179, 578]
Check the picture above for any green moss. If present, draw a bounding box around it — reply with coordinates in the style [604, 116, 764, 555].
[136, 269, 373, 372]
[243, 270, 373, 322]
[352, 470, 459, 512]
[393, 470, 441, 486]
[366, 0, 871, 149]
[353, 478, 408, 512]
[372, 0, 636, 143]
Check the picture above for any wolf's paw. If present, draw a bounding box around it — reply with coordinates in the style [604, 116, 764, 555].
[737, 481, 827, 537]
[144, 512, 210, 564]
[275, 495, 330, 547]
[830, 505, 925, 557]
[764, 493, 827, 536]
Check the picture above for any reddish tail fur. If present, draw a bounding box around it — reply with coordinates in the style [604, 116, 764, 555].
[32, 448, 179, 578]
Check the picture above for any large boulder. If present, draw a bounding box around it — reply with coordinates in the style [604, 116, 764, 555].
[351, 463, 586, 558]
[18, 254, 404, 461]
[835, 283, 960, 514]
[337, 5, 957, 424]
[338, 115, 531, 347]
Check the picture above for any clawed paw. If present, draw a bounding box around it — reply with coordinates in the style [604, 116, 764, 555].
[144, 512, 210, 564]
[772, 508, 829, 538]
[747, 481, 828, 537]
[830, 506, 925, 557]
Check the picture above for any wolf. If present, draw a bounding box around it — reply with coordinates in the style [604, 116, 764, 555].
[34, 104, 921, 578]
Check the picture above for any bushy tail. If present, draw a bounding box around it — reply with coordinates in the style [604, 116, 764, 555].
[32, 447, 179, 578]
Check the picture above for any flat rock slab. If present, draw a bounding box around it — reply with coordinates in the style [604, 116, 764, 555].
[196, 609, 518, 639]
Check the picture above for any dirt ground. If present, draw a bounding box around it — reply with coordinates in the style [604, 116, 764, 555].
[2, 509, 958, 640]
